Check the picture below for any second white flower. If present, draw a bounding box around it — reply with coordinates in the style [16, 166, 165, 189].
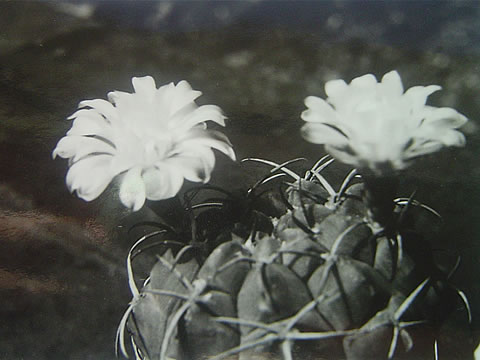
[301, 70, 467, 173]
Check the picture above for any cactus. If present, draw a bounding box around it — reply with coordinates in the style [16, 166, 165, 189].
[117, 156, 471, 360]
[111, 71, 473, 360]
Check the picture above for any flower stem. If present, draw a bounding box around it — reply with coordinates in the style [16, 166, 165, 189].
[362, 173, 398, 231]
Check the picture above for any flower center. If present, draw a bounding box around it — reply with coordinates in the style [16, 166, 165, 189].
[142, 136, 172, 166]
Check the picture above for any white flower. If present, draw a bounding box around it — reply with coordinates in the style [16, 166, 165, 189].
[475, 342, 480, 360]
[301, 70, 468, 173]
[53, 76, 236, 211]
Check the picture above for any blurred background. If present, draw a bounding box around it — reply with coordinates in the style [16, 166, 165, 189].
[0, 1, 479, 359]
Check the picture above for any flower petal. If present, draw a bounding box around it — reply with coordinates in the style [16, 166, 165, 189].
[142, 164, 184, 201]
[176, 129, 236, 161]
[67, 111, 113, 139]
[170, 80, 203, 115]
[300, 123, 349, 146]
[172, 104, 226, 132]
[166, 149, 216, 183]
[437, 130, 466, 147]
[132, 76, 157, 101]
[302, 96, 337, 123]
[404, 141, 444, 159]
[381, 70, 404, 97]
[350, 73, 378, 89]
[107, 90, 132, 106]
[326, 76, 378, 110]
[417, 127, 466, 147]
[325, 145, 359, 167]
[110, 155, 135, 176]
[403, 85, 441, 116]
[325, 79, 348, 99]
[52, 136, 115, 160]
[78, 99, 118, 122]
[68, 108, 108, 122]
[422, 107, 468, 128]
[155, 82, 175, 109]
[65, 154, 114, 201]
[119, 166, 146, 211]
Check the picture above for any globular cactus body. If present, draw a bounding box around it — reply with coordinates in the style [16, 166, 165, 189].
[123, 162, 467, 360]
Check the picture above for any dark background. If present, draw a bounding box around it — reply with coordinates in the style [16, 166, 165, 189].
[0, 1, 479, 359]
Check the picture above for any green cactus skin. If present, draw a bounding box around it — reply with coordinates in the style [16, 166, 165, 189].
[123, 163, 470, 360]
